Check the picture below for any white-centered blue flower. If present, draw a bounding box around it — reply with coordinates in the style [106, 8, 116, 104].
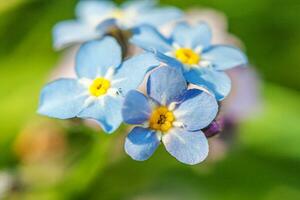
[38, 36, 159, 133]
[130, 22, 248, 100]
[122, 66, 218, 165]
[53, 0, 182, 49]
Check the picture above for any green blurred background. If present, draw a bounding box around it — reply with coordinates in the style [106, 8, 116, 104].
[0, 0, 300, 199]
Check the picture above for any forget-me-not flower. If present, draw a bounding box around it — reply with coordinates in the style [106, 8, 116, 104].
[122, 66, 218, 165]
[53, 0, 182, 49]
[130, 22, 248, 100]
[38, 36, 159, 133]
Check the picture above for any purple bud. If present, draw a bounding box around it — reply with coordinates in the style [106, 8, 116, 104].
[203, 119, 224, 138]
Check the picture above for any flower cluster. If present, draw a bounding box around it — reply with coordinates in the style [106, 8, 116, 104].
[38, 0, 248, 165]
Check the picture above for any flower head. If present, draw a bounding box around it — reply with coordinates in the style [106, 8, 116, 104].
[53, 0, 182, 49]
[122, 66, 218, 165]
[38, 36, 159, 133]
[130, 22, 248, 100]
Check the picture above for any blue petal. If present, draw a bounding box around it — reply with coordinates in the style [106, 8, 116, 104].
[122, 90, 151, 125]
[75, 36, 122, 79]
[203, 45, 248, 70]
[77, 95, 123, 134]
[162, 129, 209, 165]
[125, 127, 160, 161]
[113, 53, 160, 95]
[38, 79, 88, 119]
[155, 51, 183, 72]
[137, 7, 183, 27]
[76, 0, 115, 23]
[129, 25, 182, 70]
[96, 18, 117, 32]
[173, 89, 218, 131]
[53, 20, 100, 50]
[130, 25, 172, 53]
[147, 66, 187, 105]
[172, 22, 212, 49]
[184, 68, 231, 101]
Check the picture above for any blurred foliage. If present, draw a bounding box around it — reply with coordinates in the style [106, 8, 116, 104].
[0, 0, 300, 199]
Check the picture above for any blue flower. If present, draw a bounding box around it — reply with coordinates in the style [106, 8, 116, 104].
[122, 66, 218, 165]
[53, 0, 182, 49]
[130, 22, 248, 100]
[38, 36, 159, 133]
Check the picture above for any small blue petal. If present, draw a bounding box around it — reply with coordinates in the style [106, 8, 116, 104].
[173, 89, 218, 131]
[125, 127, 160, 161]
[77, 96, 123, 134]
[38, 79, 87, 119]
[53, 20, 100, 50]
[75, 36, 122, 79]
[172, 22, 212, 49]
[162, 129, 209, 165]
[96, 18, 117, 32]
[76, 0, 115, 23]
[122, 90, 151, 125]
[130, 25, 182, 70]
[184, 68, 231, 101]
[203, 45, 248, 70]
[130, 25, 172, 53]
[113, 53, 160, 95]
[147, 66, 187, 105]
[154, 51, 183, 72]
[137, 7, 183, 27]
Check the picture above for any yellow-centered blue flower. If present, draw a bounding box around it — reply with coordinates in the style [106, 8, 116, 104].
[123, 67, 219, 164]
[38, 37, 159, 134]
[53, 0, 182, 50]
[130, 23, 248, 100]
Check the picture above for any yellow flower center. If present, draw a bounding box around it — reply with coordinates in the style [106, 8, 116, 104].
[175, 48, 200, 65]
[111, 9, 124, 19]
[149, 106, 175, 133]
[89, 77, 111, 97]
